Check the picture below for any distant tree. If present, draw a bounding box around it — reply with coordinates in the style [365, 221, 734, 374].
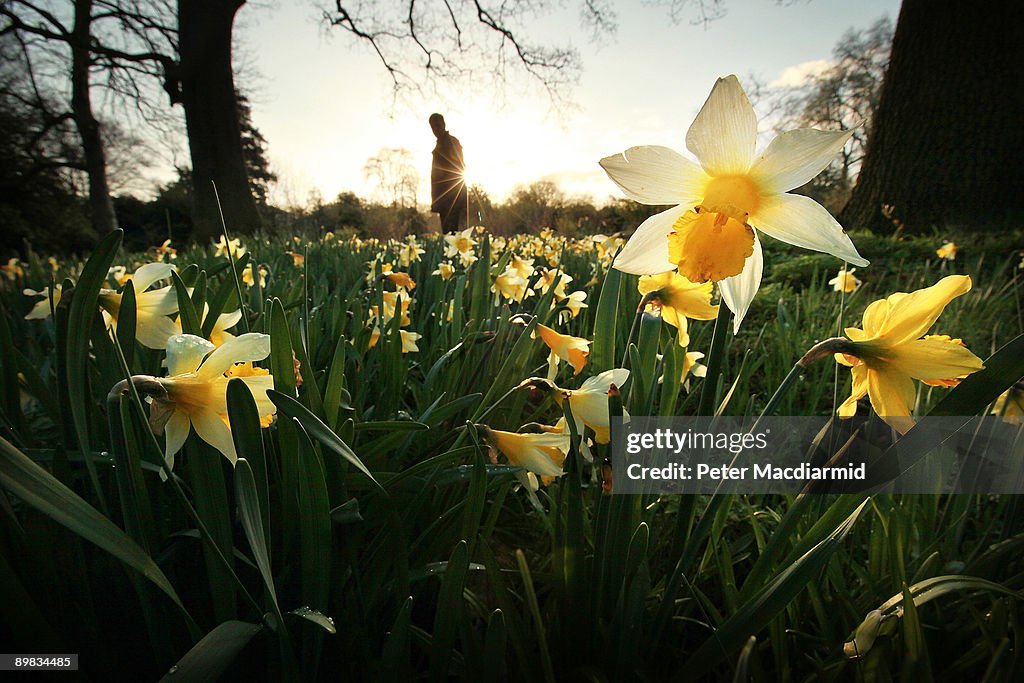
[363, 147, 420, 208]
[324, 1, 617, 107]
[236, 90, 276, 207]
[0, 0, 177, 235]
[769, 17, 892, 212]
[332, 191, 367, 233]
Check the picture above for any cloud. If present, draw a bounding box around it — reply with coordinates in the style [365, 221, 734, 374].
[770, 59, 832, 88]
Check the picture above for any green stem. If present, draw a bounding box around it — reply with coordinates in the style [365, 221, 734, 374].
[620, 292, 656, 369]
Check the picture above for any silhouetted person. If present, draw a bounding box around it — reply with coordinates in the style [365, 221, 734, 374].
[429, 113, 469, 232]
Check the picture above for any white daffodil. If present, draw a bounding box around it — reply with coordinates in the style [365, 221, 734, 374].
[152, 333, 276, 468]
[600, 74, 868, 330]
[98, 262, 182, 350]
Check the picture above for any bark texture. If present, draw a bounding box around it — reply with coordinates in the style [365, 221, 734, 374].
[71, 0, 117, 234]
[178, 0, 260, 239]
[839, 0, 1024, 233]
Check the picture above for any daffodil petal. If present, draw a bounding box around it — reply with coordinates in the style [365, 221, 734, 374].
[877, 275, 972, 346]
[165, 334, 215, 375]
[685, 75, 758, 176]
[888, 338, 984, 381]
[749, 128, 854, 194]
[164, 410, 190, 465]
[751, 193, 868, 267]
[238, 375, 278, 417]
[599, 145, 707, 205]
[131, 262, 176, 292]
[867, 369, 917, 434]
[192, 410, 237, 464]
[216, 309, 243, 331]
[581, 368, 630, 393]
[137, 285, 182, 316]
[838, 364, 869, 417]
[613, 205, 687, 275]
[136, 313, 182, 351]
[197, 332, 272, 380]
[719, 235, 763, 332]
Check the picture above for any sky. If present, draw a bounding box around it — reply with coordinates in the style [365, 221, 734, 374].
[236, 0, 900, 208]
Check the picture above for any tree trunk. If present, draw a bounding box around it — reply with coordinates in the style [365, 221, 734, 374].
[71, 0, 117, 234]
[178, 0, 260, 240]
[839, 0, 1024, 233]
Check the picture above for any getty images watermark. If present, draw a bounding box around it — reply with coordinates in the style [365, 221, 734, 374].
[610, 415, 1024, 495]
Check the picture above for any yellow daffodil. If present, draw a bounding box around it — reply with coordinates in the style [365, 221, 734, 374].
[151, 333, 276, 468]
[538, 269, 571, 299]
[47, 256, 60, 271]
[681, 351, 707, 390]
[509, 254, 536, 280]
[492, 267, 534, 304]
[600, 75, 867, 329]
[829, 268, 861, 293]
[398, 240, 425, 267]
[992, 386, 1024, 424]
[444, 228, 477, 261]
[560, 291, 589, 322]
[638, 272, 718, 347]
[173, 305, 242, 347]
[285, 251, 305, 267]
[400, 330, 421, 353]
[478, 425, 568, 490]
[386, 272, 416, 291]
[109, 265, 131, 286]
[241, 263, 267, 288]
[213, 235, 246, 259]
[433, 262, 456, 280]
[523, 369, 630, 444]
[153, 239, 177, 260]
[534, 323, 590, 380]
[835, 275, 984, 433]
[936, 241, 957, 260]
[98, 262, 181, 350]
[2, 258, 24, 281]
[23, 285, 61, 320]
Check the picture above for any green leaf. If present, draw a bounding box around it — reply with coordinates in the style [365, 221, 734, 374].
[680, 499, 867, 678]
[591, 266, 622, 372]
[158, 621, 262, 683]
[0, 434, 193, 629]
[268, 389, 383, 492]
[65, 228, 122, 508]
[172, 270, 201, 336]
[429, 540, 470, 682]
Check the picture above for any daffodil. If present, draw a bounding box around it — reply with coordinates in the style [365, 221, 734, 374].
[537, 269, 571, 299]
[681, 351, 707, 390]
[936, 241, 957, 260]
[23, 285, 61, 320]
[600, 75, 867, 329]
[534, 323, 590, 380]
[835, 275, 983, 433]
[522, 368, 630, 444]
[398, 240, 425, 267]
[829, 268, 861, 293]
[241, 263, 267, 288]
[559, 291, 588, 322]
[492, 267, 534, 304]
[444, 228, 477, 264]
[150, 333, 276, 468]
[2, 258, 24, 281]
[638, 272, 718, 347]
[285, 251, 305, 267]
[433, 262, 456, 280]
[509, 254, 536, 280]
[98, 262, 181, 350]
[213, 235, 246, 259]
[400, 330, 421, 353]
[386, 272, 416, 291]
[992, 386, 1024, 424]
[477, 425, 568, 490]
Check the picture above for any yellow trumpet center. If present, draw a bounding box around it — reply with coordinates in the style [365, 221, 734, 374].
[701, 175, 760, 220]
[668, 210, 755, 283]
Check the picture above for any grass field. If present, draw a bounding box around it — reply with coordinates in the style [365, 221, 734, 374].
[1, 224, 1023, 681]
